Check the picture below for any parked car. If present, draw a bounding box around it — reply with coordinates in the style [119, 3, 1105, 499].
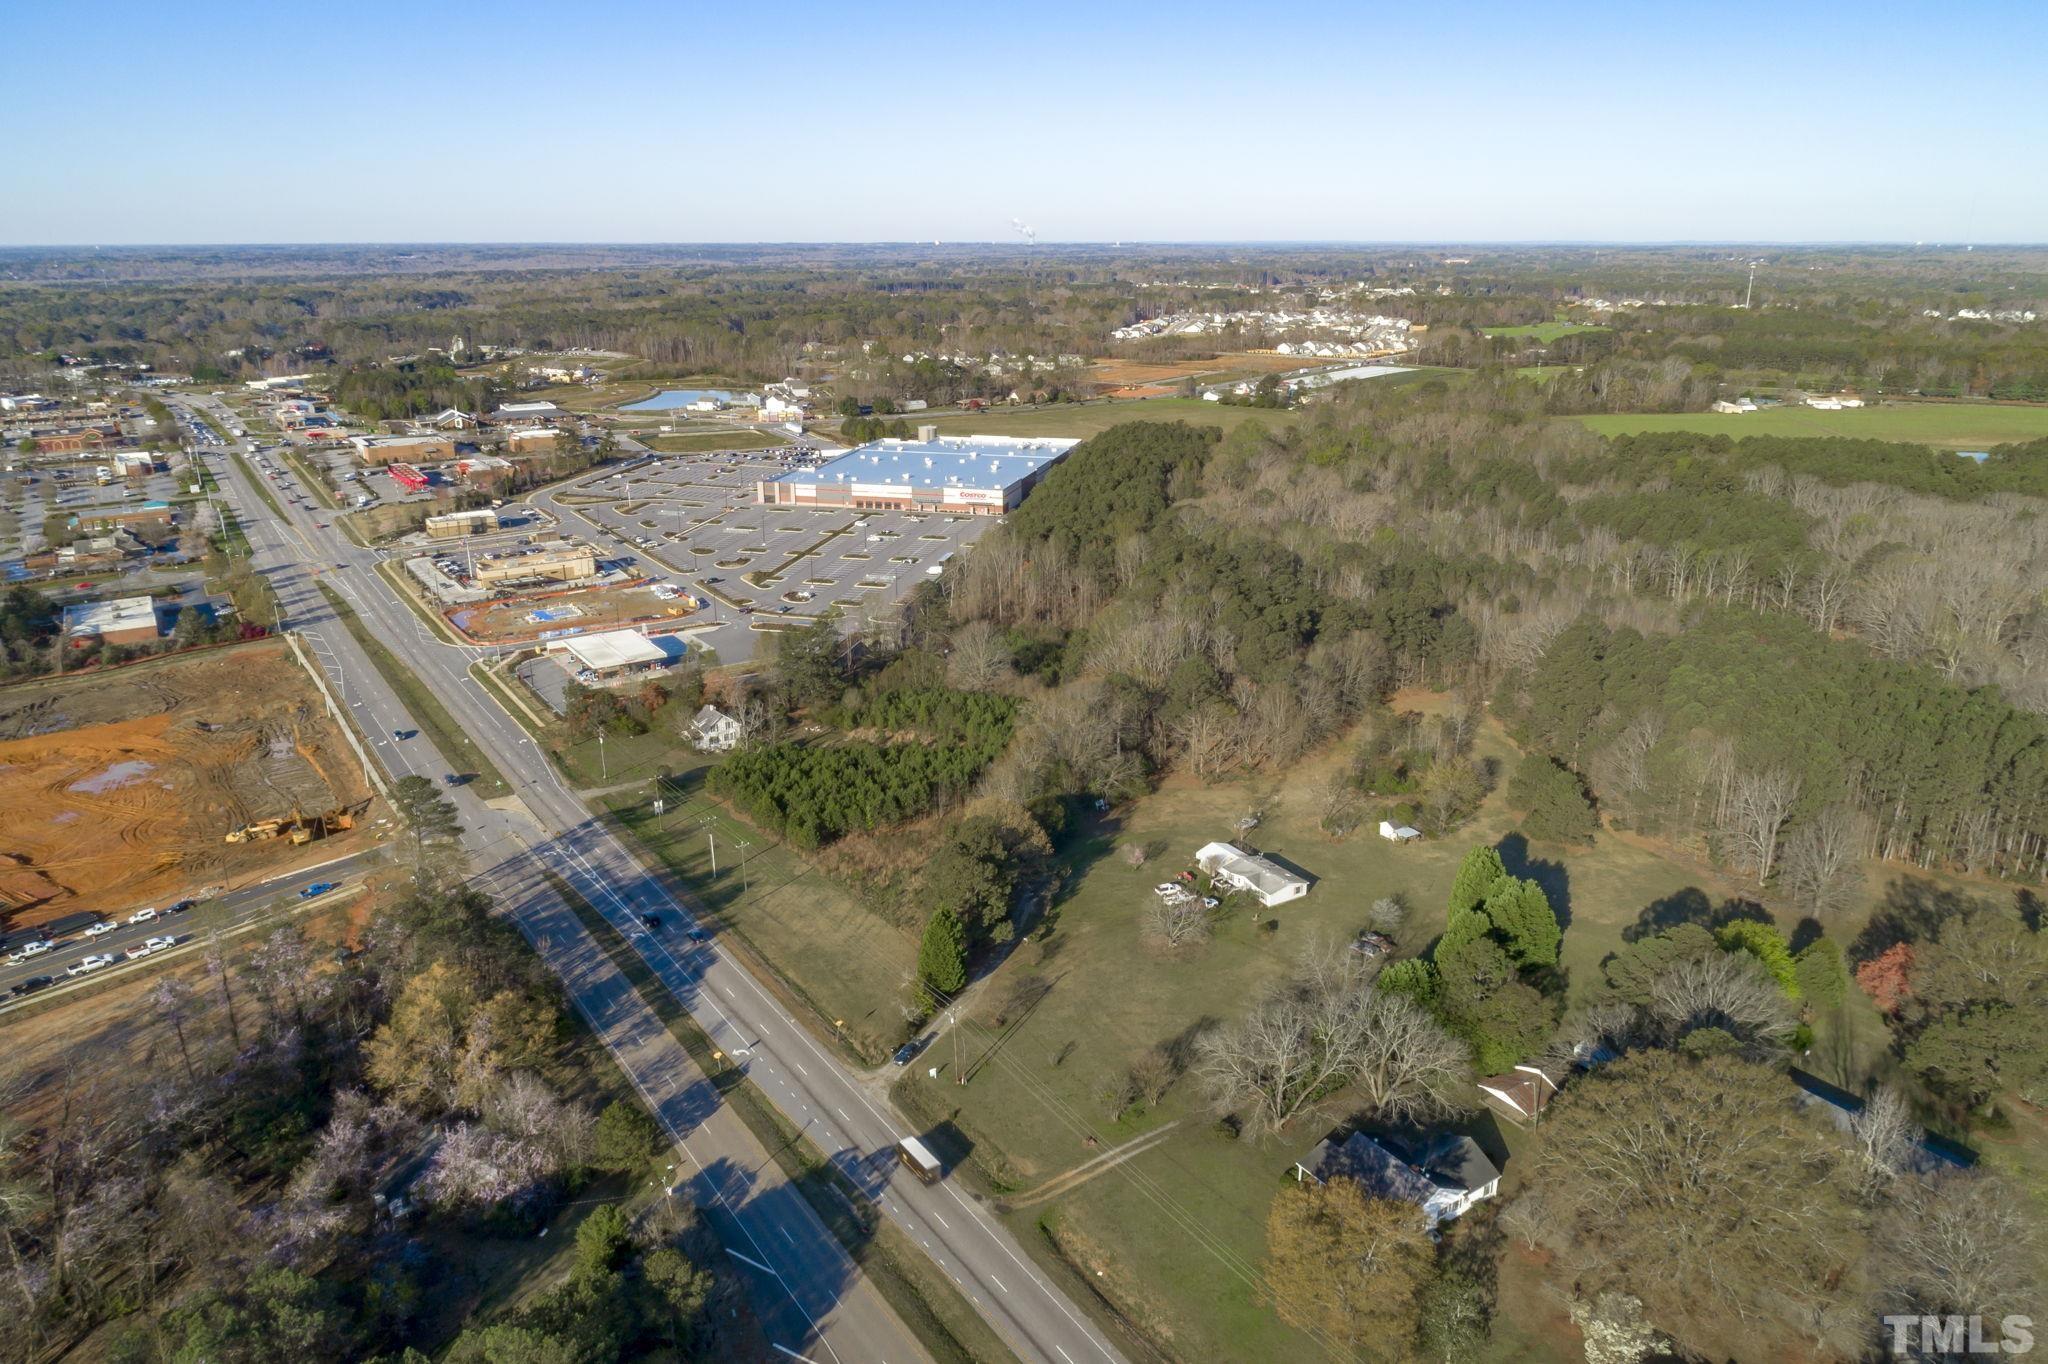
[83, 921, 116, 938]
[892, 1037, 927, 1067]
[299, 882, 337, 900]
[640, 913, 662, 932]
[67, 954, 115, 976]
[6, 940, 54, 964]
[686, 928, 709, 944]
[1350, 932, 1396, 961]
[1153, 883, 1182, 898]
[127, 907, 159, 925]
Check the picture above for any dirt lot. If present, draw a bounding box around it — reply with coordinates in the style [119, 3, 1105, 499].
[0, 641, 376, 930]
[1086, 351, 1303, 387]
[445, 581, 699, 644]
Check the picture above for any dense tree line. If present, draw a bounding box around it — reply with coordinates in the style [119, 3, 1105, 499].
[708, 714, 1013, 849]
[331, 359, 500, 421]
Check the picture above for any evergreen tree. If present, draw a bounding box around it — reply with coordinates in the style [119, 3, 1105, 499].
[1448, 846, 1507, 917]
[1507, 752, 1598, 844]
[915, 906, 968, 1008]
[1716, 920, 1801, 998]
[1482, 876, 1562, 968]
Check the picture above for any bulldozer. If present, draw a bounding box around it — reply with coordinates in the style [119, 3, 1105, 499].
[225, 806, 358, 846]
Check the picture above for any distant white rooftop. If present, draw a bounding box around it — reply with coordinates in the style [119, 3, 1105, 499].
[770, 434, 1080, 495]
[495, 400, 561, 416]
[555, 628, 667, 672]
[62, 595, 158, 639]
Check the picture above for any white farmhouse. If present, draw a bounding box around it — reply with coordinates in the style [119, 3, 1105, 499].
[1194, 842, 1309, 907]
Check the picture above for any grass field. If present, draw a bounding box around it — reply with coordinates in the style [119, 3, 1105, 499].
[1483, 321, 1605, 342]
[901, 397, 1301, 440]
[1577, 401, 2048, 450]
[886, 701, 1893, 1362]
[603, 779, 918, 1062]
[639, 429, 790, 453]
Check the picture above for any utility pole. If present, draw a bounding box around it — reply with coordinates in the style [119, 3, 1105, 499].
[951, 1009, 962, 1084]
[734, 838, 751, 895]
[1744, 261, 1758, 310]
[597, 728, 607, 782]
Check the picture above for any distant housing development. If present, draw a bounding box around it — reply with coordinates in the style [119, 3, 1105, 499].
[755, 432, 1080, 515]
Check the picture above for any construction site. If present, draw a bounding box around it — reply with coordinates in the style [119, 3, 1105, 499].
[0, 640, 377, 931]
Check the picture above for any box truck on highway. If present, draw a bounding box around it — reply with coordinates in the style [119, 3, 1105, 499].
[896, 1136, 943, 1185]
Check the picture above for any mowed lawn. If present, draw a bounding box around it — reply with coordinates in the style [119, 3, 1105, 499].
[1577, 401, 2048, 450]
[604, 780, 918, 1061]
[891, 708, 1896, 1362]
[903, 397, 1301, 440]
[639, 428, 790, 453]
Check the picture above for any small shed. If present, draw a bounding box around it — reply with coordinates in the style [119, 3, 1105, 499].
[1378, 820, 1422, 843]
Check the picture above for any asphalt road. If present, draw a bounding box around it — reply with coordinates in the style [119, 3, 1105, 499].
[180, 395, 1130, 1364]
[0, 847, 381, 994]
[180, 399, 929, 1364]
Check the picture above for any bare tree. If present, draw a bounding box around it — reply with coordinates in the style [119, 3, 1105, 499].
[945, 620, 1012, 692]
[151, 976, 199, 1082]
[1880, 1173, 2042, 1320]
[1727, 766, 1802, 885]
[1366, 896, 1406, 936]
[1196, 950, 1467, 1134]
[1779, 804, 1873, 916]
[1144, 895, 1214, 951]
[203, 930, 240, 1050]
[1848, 1086, 1918, 1192]
[1647, 952, 1798, 1048]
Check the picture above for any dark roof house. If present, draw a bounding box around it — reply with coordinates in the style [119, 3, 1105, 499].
[1293, 1129, 1501, 1229]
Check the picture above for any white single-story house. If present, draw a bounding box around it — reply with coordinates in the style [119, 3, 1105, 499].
[688, 704, 744, 753]
[1194, 842, 1309, 907]
[1378, 820, 1422, 843]
[1294, 1130, 1501, 1229]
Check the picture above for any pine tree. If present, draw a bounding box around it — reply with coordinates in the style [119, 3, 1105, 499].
[1483, 876, 1561, 968]
[1448, 846, 1507, 917]
[916, 906, 968, 1009]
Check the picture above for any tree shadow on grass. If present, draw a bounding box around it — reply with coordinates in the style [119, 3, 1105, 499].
[1850, 875, 1999, 961]
[1618, 886, 1766, 944]
[1496, 832, 1571, 933]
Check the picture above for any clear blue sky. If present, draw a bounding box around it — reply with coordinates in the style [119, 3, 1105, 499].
[3, 0, 2043, 245]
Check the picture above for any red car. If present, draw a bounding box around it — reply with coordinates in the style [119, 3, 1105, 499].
[75, 581, 95, 589]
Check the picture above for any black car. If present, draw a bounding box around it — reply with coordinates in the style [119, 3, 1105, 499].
[11, 976, 54, 998]
[166, 899, 196, 914]
[686, 928, 709, 944]
[892, 1037, 926, 1067]
[641, 913, 662, 931]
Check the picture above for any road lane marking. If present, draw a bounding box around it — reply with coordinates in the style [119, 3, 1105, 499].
[725, 1247, 776, 1275]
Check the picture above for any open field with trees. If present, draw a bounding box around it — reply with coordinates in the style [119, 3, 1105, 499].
[901, 397, 1301, 440]
[11, 241, 2048, 1363]
[1579, 400, 2048, 449]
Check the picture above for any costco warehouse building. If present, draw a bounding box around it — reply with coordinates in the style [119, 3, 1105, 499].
[755, 432, 1080, 515]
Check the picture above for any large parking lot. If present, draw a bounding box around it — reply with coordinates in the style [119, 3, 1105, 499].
[544, 451, 993, 619]
[1, 459, 194, 578]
